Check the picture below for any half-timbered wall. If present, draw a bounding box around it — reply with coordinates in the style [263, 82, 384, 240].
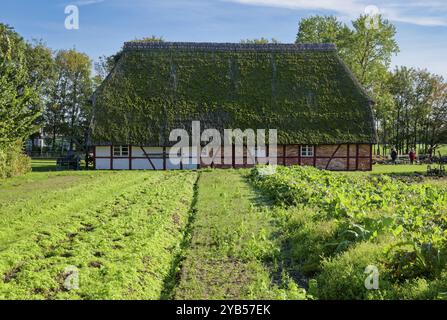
[94, 146, 199, 170]
[94, 144, 372, 171]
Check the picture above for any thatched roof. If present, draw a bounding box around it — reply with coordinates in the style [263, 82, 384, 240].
[92, 41, 376, 146]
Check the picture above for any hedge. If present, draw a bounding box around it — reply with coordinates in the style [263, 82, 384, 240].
[0, 141, 31, 179]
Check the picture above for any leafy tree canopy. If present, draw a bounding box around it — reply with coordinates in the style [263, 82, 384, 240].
[0, 24, 40, 146]
[240, 37, 280, 44]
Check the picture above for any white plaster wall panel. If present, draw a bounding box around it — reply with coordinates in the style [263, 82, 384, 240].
[257, 147, 267, 157]
[131, 147, 145, 157]
[151, 159, 164, 170]
[166, 147, 199, 157]
[182, 163, 199, 170]
[113, 159, 129, 170]
[96, 158, 110, 170]
[181, 157, 199, 166]
[131, 159, 152, 170]
[131, 158, 164, 170]
[146, 147, 164, 155]
[132, 147, 164, 157]
[166, 158, 181, 170]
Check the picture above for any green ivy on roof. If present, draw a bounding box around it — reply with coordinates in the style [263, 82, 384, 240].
[91, 42, 376, 146]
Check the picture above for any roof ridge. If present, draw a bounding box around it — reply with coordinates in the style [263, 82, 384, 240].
[123, 41, 337, 52]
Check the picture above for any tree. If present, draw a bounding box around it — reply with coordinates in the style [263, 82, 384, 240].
[296, 15, 351, 58]
[94, 55, 116, 83]
[25, 39, 55, 151]
[0, 24, 40, 146]
[136, 35, 164, 42]
[347, 15, 399, 89]
[94, 35, 164, 83]
[240, 37, 280, 44]
[0, 24, 46, 177]
[25, 39, 55, 92]
[296, 15, 399, 155]
[424, 76, 447, 153]
[296, 15, 398, 90]
[45, 49, 92, 152]
[388, 67, 446, 155]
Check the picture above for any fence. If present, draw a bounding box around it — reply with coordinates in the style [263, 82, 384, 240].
[29, 152, 87, 159]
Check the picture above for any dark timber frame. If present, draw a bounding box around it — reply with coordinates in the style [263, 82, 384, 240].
[93, 143, 373, 171]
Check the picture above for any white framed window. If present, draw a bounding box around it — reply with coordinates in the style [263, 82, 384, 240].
[300, 145, 314, 157]
[113, 146, 129, 157]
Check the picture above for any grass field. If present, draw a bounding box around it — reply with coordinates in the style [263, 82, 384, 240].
[0, 168, 197, 299]
[370, 164, 426, 174]
[30, 159, 57, 172]
[0, 160, 445, 299]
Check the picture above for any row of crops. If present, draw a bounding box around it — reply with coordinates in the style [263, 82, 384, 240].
[0, 171, 197, 299]
[250, 166, 447, 299]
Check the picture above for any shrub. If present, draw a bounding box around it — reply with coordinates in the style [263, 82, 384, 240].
[0, 141, 31, 179]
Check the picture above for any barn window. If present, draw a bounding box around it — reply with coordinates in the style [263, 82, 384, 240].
[113, 146, 129, 157]
[300, 145, 314, 157]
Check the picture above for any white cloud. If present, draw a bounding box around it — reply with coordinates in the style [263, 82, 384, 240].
[227, 0, 362, 15]
[384, 10, 447, 27]
[225, 0, 447, 26]
[73, 0, 105, 6]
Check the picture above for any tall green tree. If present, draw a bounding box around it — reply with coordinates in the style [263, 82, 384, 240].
[296, 15, 352, 58]
[0, 24, 51, 177]
[347, 15, 399, 89]
[296, 15, 399, 155]
[415, 72, 446, 154]
[94, 55, 116, 84]
[25, 39, 55, 150]
[45, 49, 92, 151]
[240, 37, 280, 44]
[0, 24, 40, 147]
[388, 67, 446, 154]
[95, 35, 165, 83]
[296, 14, 398, 89]
[388, 66, 415, 153]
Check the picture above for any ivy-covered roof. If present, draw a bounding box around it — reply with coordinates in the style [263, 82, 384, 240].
[92, 41, 376, 146]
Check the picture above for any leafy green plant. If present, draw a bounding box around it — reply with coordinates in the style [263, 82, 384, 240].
[250, 165, 447, 299]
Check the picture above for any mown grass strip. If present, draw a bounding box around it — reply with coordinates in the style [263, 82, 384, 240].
[174, 169, 306, 300]
[0, 171, 197, 299]
[0, 171, 151, 247]
[0, 171, 106, 205]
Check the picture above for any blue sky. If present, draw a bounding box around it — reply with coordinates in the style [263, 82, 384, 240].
[1, 0, 446, 77]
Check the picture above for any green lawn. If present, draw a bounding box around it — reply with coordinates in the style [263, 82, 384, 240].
[371, 164, 426, 174]
[31, 159, 57, 172]
[0, 162, 445, 299]
[31, 159, 92, 172]
[437, 145, 447, 155]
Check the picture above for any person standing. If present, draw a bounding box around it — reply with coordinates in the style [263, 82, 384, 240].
[391, 148, 398, 165]
[409, 149, 416, 165]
